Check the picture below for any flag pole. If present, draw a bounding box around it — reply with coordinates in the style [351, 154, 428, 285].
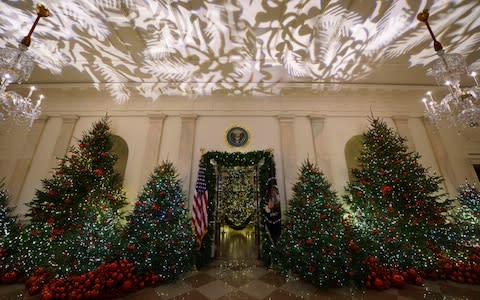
[211, 159, 218, 259]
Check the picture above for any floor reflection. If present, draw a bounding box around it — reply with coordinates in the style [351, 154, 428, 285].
[219, 225, 257, 261]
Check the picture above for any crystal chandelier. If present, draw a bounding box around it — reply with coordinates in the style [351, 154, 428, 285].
[417, 9, 480, 128]
[0, 4, 49, 128]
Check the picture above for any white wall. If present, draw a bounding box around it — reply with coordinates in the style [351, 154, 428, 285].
[15, 117, 63, 216]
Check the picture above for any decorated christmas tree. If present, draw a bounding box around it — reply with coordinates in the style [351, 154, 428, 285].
[344, 117, 448, 287]
[122, 162, 194, 281]
[0, 179, 17, 239]
[456, 183, 480, 244]
[430, 183, 480, 284]
[440, 183, 480, 258]
[8, 117, 128, 276]
[275, 160, 352, 287]
[0, 179, 20, 283]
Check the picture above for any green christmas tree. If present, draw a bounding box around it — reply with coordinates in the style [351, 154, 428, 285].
[458, 183, 480, 214]
[0, 179, 17, 239]
[0, 179, 21, 283]
[275, 160, 352, 287]
[345, 117, 448, 279]
[442, 183, 480, 258]
[122, 162, 194, 281]
[9, 117, 128, 276]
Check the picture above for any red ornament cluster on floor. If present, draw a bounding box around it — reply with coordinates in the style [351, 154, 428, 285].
[364, 256, 423, 290]
[435, 248, 480, 284]
[26, 260, 160, 300]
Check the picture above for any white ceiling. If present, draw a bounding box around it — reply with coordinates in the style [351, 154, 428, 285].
[1, 0, 479, 102]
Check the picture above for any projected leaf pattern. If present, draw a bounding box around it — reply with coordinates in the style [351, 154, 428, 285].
[0, 0, 478, 102]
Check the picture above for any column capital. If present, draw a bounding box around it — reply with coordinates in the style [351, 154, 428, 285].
[61, 115, 79, 123]
[33, 115, 49, 123]
[180, 114, 198, 121]
[277, 114, 295, 122]
[147, 113, 167, 121]
[309, 114, 326, 123]
[391, 115, 410, 122]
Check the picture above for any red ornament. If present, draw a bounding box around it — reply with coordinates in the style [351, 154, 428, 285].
[28, 285, 40, 296]
[348, 240, 359, 252]
[101, 152, 109, 157]
[309, 266, 316, 273]
[63, 197, 72, 205]
[52, 227, 64, 236]
[414, 276, 423, 286]
[151, 204, 161, 212]
[94, 168, 105, 177]
[41, 288, 54, 300]
[106, 278, 115, 288]
[305, 239, 314, 245]
[407, 268, 417, 278]
[79, 143, 85, 149]
[360, 178, 370, 185]
[1, 271, 18, 284]
[47, 217, 55, 224]
[122, 280, 134, 291]
[374, 278, 384, 290]
[382, 185, 393, 194]
[127, 243, 136, 251]
[47, 190, 56, 197]
[141, 233, 149, 241]
[55, 169, 64, 175]
[391, 274, 405, 289]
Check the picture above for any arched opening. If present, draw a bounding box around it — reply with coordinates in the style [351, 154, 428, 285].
[111, 135, 128, 183]
[345, 135, 364, 182]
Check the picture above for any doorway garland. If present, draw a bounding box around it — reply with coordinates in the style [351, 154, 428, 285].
[195, 150, 276, 267]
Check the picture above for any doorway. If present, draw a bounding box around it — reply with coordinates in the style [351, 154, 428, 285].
[194, 150, 278, 267]
[214, 164, 260, 261]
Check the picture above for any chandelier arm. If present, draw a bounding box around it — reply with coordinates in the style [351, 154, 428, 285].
[20, 4, 50, 47]
[417, 9, 443, 52]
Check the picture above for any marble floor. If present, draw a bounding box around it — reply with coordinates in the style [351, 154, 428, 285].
[1, 259, 480, 300]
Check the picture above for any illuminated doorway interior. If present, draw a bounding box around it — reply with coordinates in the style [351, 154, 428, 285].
[213, 163, 261, 261]
[219, 225, 257, 260]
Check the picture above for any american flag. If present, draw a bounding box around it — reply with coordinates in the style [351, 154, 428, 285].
[192, 159, 208, 248]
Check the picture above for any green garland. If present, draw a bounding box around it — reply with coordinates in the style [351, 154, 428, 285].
[195, 150, 274, 267]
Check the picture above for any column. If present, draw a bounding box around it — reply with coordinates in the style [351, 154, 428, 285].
[278, 115, 297, 202]
[8, 116, 48, 205]
[140, 114, 166, 184]
[47, 115, 79, 175]
[309, 114, 333, 181]
[422, 117, 458, 195]
[392, 115, 416, 151]
[177, 114, 197, 199]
